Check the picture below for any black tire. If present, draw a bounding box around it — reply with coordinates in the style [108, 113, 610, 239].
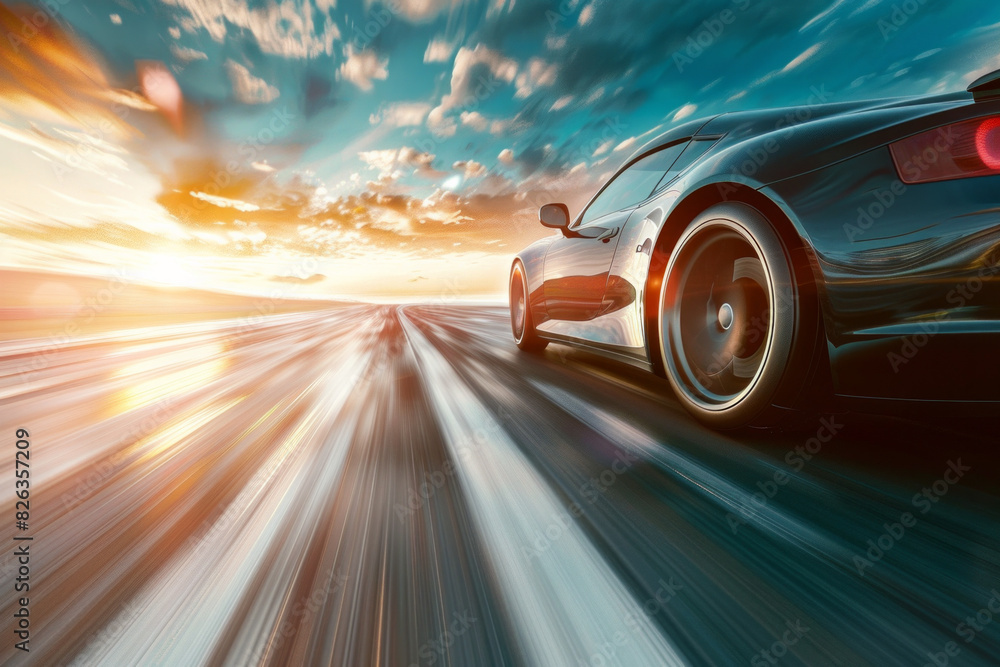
[510, 260, 548, 352]
[658, 203, 819, 429]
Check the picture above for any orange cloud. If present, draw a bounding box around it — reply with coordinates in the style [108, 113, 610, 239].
[0, 3, 137, 136]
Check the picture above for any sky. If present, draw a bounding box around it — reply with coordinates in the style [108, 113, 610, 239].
[1, 0, 1000, 299]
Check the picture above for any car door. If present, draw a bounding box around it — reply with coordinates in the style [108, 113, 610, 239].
[604, 137, 722, 315]
[542, 143, 687, 321]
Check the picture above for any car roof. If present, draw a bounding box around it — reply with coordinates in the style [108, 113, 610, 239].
[624, 91, 972, 167]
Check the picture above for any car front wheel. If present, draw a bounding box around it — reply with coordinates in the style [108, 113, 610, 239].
[510, 260, 548, 352]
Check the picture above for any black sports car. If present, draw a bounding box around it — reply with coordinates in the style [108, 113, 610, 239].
[509, 69, 1000, 429]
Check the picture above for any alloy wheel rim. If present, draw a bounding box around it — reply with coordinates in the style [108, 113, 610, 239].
[663, 223, 774, 409]
[511, 268, 526, 340]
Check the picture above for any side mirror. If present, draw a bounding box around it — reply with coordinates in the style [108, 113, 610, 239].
[539, 203, 571, 232]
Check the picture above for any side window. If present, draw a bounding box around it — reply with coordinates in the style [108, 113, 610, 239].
[578, 142, 686, 227]
[652, 138, 718, 193]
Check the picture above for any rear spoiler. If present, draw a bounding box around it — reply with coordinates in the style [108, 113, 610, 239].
[968, 69, 1000, 102]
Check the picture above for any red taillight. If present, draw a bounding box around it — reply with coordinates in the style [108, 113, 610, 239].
[889, 116, 1000, 184]
[975, 117, 1000, 169]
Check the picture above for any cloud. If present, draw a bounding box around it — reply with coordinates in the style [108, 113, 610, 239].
[489, 118, 516, 135]
[546, 34, 567, 50]
[474, 0, 829, 122]
[498, 148, 515, 165]
[428, 44, 518, 136]
[338, 47, 389, 91]
[385, 0, 464, 23]
[370, 102, 432, 127]
[913, 48, 942, 61]
[592, 139, 614, 157]
[487, 0, 515, 18]
[271, 273, 326, 284]
[614, 137, 636, 152]
[799, 0, 846, 31]
[424, 37, 456, 62]
[225, 60, 280, 104]
[515, 57, 558, 98]
[161, 0, 341, 59]
[460, 111, 488, 131]
[782, 43, 823, 72]
[0, 123, 129, 180]
[190, 191, 261, 212]
[170, 44, 209, 63]
[454, 160, 487, 179]
[550, 95, 573, 111]
[0, 4, 144, 136]
[672, 103, 697, 121]
[359, 146, 443, 177]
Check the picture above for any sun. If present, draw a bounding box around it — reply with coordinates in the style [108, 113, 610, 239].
[133, 254, 200, 287]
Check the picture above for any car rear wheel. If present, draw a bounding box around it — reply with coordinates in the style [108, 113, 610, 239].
[659, 203, 816, 429]
[510, 260, 548, 352]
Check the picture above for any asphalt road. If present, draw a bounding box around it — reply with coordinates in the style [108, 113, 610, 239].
[1, 304, 998, 666]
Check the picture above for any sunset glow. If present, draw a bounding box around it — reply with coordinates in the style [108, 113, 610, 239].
[1, 0, 998, 299]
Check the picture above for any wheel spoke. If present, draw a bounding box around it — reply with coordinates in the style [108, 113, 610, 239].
[732, 256, 766, 286]
[664, 225, 773, 407]
[733, 344, 765, 379]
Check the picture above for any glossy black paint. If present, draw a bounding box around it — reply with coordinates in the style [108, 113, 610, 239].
[764, 147, 1000, 400]
[515, 84, 1000, 403]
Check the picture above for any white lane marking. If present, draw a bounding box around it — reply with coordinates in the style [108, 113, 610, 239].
[400, 310, 686, 667]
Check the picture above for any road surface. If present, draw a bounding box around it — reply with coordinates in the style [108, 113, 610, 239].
[1, 304, 998, 666]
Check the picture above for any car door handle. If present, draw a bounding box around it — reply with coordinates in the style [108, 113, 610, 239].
[636, 238, 652, 255]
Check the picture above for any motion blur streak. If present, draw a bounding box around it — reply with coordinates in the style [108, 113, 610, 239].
[401, 311, 683, 666]
[1, 304, 998, 665]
